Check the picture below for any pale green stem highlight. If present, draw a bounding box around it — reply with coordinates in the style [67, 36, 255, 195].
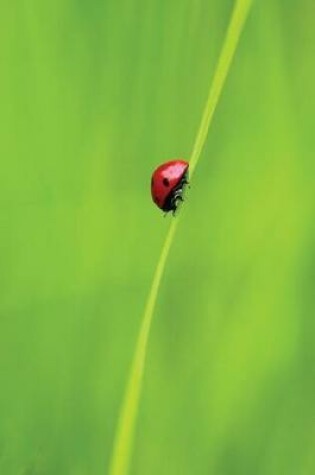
[189, 0, 253, 177]
[108, 1, 253, 474]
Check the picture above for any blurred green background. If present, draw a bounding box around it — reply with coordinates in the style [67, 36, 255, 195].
[1, 0, 314, 474]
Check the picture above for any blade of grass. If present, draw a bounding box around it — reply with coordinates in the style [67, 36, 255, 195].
[108, 1, 254, 474]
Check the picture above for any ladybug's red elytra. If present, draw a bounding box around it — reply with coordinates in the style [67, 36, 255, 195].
[151, 159, 189, 214]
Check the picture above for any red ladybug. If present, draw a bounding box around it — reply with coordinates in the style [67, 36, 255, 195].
[151, 159, 189, 214]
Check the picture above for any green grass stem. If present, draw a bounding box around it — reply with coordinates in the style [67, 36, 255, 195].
[108, 1, 253, 474]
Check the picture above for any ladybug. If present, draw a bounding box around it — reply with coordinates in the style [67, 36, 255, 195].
[151, 159, 189, 214]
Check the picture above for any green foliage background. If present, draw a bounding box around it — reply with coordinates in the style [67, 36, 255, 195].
[0, 0, 314, 474]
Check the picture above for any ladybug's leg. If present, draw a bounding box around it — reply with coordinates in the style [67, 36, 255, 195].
[172, 191, 184, 206]
[180, 173, 190, 191]
[184, 178, 191, 188]
[182, 171, 189, 185]
[171, 195, 184, 216]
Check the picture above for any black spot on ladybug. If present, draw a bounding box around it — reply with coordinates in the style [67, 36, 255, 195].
[163, 178, 170, 187]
